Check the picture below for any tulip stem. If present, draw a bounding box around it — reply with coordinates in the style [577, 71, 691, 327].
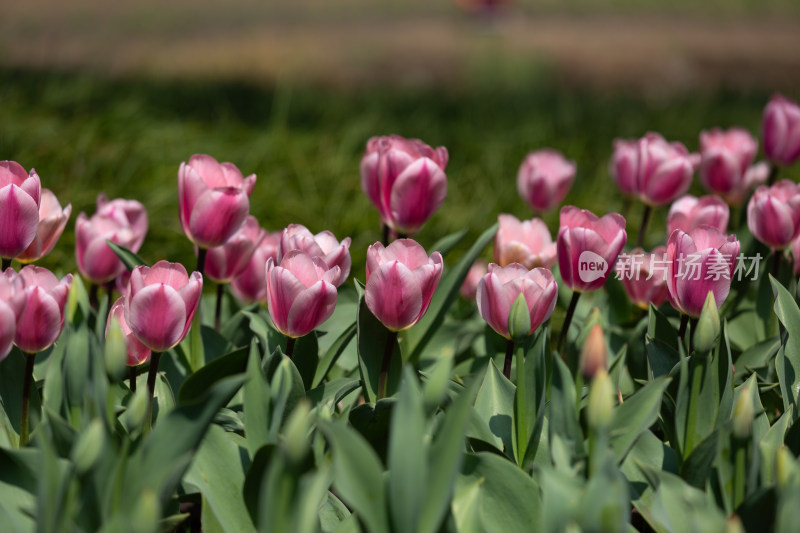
[129, 366, 137, 392]
[378, 331, 398, 400]
[285, 336, 296, 359]
[89, 283, 99, 311]
[767, 163, 779, 186]
[382, 224, 389, 247]
[215, 283, 224, 330]
[636, 205, 651, 249]
[772, 251, 782, 279]
[145, 352, 162, 432]
[557, 291, 581, 354]
[19, 353, 36, 447]
[689, 318, 698, 353]
[503, 339, 514, 380]
[1, 258, 10, 270]
[678, 315, 689, 352]
[196, 248, 207, 277]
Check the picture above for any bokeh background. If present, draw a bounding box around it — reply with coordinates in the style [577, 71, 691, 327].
[2, 0, 800, 272]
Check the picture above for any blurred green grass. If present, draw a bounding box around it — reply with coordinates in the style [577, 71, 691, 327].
[1, 67, 796, 278]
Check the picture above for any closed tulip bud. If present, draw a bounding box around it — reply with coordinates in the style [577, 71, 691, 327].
[230, 230, 280, 303]
[124, 261, 202, 352]
[494, 214, 557, 269]
[360, 135, 448, 235]
[516, 149, 576, 213]
[0, 269, 27, 361]
[178, 154, 256, 248]
[204, 216, 264, 283]
[747, 180, 800, 250]
[587, 369, 615, 430]
[278, 224, 352, 286]
[459, 260, 487, 300]
[0, 161, 41, 259]
[666, 227, 740, 318]
[15, 266, 72, 353]
[476, 263, 557, 340]
[616, 246, 669, 309]
[726, 515, 745, 533]
[776, 446, 795, 489]
[266, 250, 340, 338]
[17, 189, 71, 263]
[579, 324, 608, 380]
[557, 206, 627, 293]
[71, 419, 105, 474]
[694, 292, 720, 353]
[732, 387, 754, 439]
[762, 94, 800, 166]
[667, 195, 729, 236]
[365, 239, 443, 331]
[107, 297, 151, 366]
[699, 128, 767, 205]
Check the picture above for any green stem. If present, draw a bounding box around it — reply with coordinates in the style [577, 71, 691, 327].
[635, 204, 652, 249]
[503, 339, 514, 379]
[733, 438, 748, 508]
[285, 336, 296, 359]
[678, 314, 689, 352]
[214, 283, 224, 331]
[767, 163, 779, 186]
[19, 353, 36, 447]
[378, 331, 398, 400]
[684, 357, 704, 457]
[89, 283, 99, 311]
[382, 224, 389, 247]
[513, 341, 528, 465]
[557, 291, 581, 353]
[196, 248, 207, 277]
[1, 258, 10, 270]
[129, 366, 137, 392]
[689, 318, 698, 353]
[145, 352, 162, 433]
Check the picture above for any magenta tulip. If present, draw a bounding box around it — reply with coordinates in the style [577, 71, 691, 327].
[17, 189, 71, 263]
[667, 195, 729, 236]
[0, 161, 41, 259]
[124, 261, 202, 352]
[107, 297, 151, 366]
[516, 149, 576, 213]
[699, 127, 768, 205]
[494, 214, 557, 269]
[609, 133, 696, 206]
[360, 135, 448, 235]
[230, 230, 281, 303]
[460, 260, 487, 300]
[762, 94, 800, 166]
[278, 224, 352, 286]
[178, 154, 256, 249]
[557, 206, 627, 292]
[14, 266, 72, 353]
[616, 246, 669, 310]
[747, 180, 800, 250]
[0, 269, 26, 361]
[205, 216, 265, 283]
[666, 227, 740, 317]
[365, 239, 443, 331]
[476, 263, 558, 340]
[266, 250, 340, 338]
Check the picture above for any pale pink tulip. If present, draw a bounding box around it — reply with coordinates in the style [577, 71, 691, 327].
[762, 94, 800, 166]
[360, 135, 448, 235]
[106, 297, 151, 366]
[14, 266, 72, 353]
[124, 261, 202, 352]
[230, 230, 281, 303]
[616, 246, 669, 310]
[476, 263, 557, 340]
[96, 194, 149, 251]
[667, 195, 729, 235]
[699, 128, 766, 205]
[516, 149, 576, 213]
[747, 180, 800, 250]
[278, 224, 351, 286]
[365, 239, 443, 331]
[460, 260, 487, 300]
[178, 154, 256, 248]
[266, 250, 340, 338]
[0, 161, 41, 259]
[17, 189, 71, 263]
[494, 214, 557, 269]
[205, 216, 265, 283]
[0, 269, 26, 360]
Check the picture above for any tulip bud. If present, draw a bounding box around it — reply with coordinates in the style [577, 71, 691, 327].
[747, 180, 800, 251]
[104, 315, 129, 380]
[71, 419, 105, 474]
[776, 446, 795, 489]
[694, 292, 720, 353]
[699, 127, 762, 205]
[580, 324, 608, 380]
[762, 94, 800, 166]
[283, 400, 311, 464]
[586, 369, 615, 430]
[516, 149, 576, 213]
[726, 515, 745, 533]
[125, 386, 150, 431]
[732, 387, 754, 439]
[107, 297, 150, 367]
[507, 293, 532, 342]
[14, 266, 72, 354]
[129, 489, 160, 533]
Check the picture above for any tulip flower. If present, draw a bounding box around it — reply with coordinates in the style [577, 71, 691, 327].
[762, 94, 800, 167]
[699, 128, 768, 205]
[747, 180, 800, 250]
[460, 260, 487, 300]
[16, 189, 71, 263]
[230, 230, 281, 303]
[278, 224, 352, 286]
[0, 269, 26, 361]
[476, 263, 557, 340]
[124, 261, 202, 352]
[666, 226, 740, 318]
[360, 135, 448, 236]
[667, 195, 729, 236]
[516, 149, 576, 213]
[96, 194, 149, 249]
[107, 297, 151, 367]
[615, 246, 669, 310]
[494, 214, 557, 269]
[14, 266, 72, 354]
[579, 324, 608, 380]
[266, 250, 340, 339]
[0, 161, 41, 261]
[178, 154, 256, 249]
[205, 216, 265, 283]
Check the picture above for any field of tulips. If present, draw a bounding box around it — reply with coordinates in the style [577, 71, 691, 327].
[3, 67, 800, 533]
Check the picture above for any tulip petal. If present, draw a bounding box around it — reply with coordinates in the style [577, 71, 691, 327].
[286, 281, 338, 338]
[476, 272, 513, 338]
[14, 286, 62, 353]
[365, 261, 423, 331]
[267, 265, 307, 334]
[0, 185, 40, 258]
[188, 188, 249, 248]
[389, 158, 447, 234]
[126, 284, 187, 352]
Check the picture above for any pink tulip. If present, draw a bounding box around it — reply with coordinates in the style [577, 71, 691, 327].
[460, 260, 487, 300]
[747, 180, 800, 250]
[615, 246, 669, 310]
[516, 149, 576, 213]
[666, 227, 740, 317]
[667, 195, 729, 236]
[76, 195, 149, 285]
[609, 133, 695, 206]
[230, 230, 281, 303]
[699, 128, 767, 205]
[0, 161, 41, 259]
[14, 266, 72, 353]
[124, 261, 202, 352]
[495, 214, 557, 270]
[17, 189, 71, 263]
[205, 216, 265, 283]
[278, 224, 352, 286]
[266, 250, 340, 338]
[365, 239, 443, 331]
[476, 263, 558, 340]
[557, 206, 627, 292]
[106, 297, 151, 366]
[360, 135, 448, 235]
[762, 94, 800, 166]
[0, 269, 26, 360]
[178, 154, 256, 249]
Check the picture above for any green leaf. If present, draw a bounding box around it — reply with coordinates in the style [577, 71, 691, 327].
[609, 377, 670, 464]
[107, 241, 149, 271]
[177, 347, 248, 404]
[549, 354, 584, 458]
[293, 332, 320, 390]
[734, 336, 780, 376]
[507, 295, 531, 343]
[759, 407, 793, 485]
[312, 322, 357, 388]
[515, 328, 548, 469]
[319, 491, 352, 533]
[471, 361, 515, 458]
[646, 336, 680, 379]
[243, 340, 271, 457]
[429, 228, 468, 258]
[647, 304, 678, 348]
[771, 275, 800, 412]
[356, 295, 401, 403]
[680, 430, 719, 489]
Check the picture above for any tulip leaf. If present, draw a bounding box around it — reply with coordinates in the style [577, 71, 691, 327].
[646, 335, 680, 379]
[356, 295, 402, 403]
[429, 228, 467, 258]
[293, 332, 320, 390]
[471, 360, 515, 459]
[549, 353, 584, 458]
[609, 376, 670, 464]
[770, 275, 800, 412]
[679, 430, 719, 489]
[106, 240, 149, 272]
[243, 340, 271, 457]
[647, 304, 678, 348]
[177, 346, 248, 405]
[734, 336, 780, 376]
[313, 322, 357, 388]
[759, 406, 793, 485]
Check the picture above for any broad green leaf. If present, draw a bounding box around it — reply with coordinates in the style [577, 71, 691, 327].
[107, 241, 149, 271]
[293, 332, 320, 390]
[734, 336, 780, 376]
[312, 322, 357, 388]
[647, 304, 678, 348]
[471, 361, 515, 458]
[549, 354, 584, 458]
[319, 492, 352, 533]
[679, 430, 719, 489]
[177, 347, 248, 404]
[759, 407, 793, 485]
[771, 276, 800, 412]
[356, 294, 401, 403]
[610, 377, 670, 463]
[646, 336, 679, 380]
[430, 228, 467, 258]
[243, 340, 271, 457]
